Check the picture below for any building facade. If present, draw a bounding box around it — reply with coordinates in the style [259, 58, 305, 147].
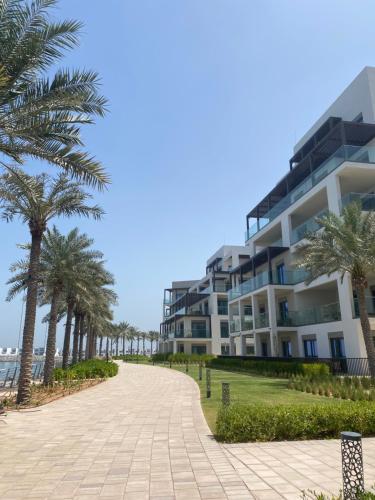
[159, 246, 251, 355]
[229, 66, 375, 359]
[160, 66, 375, 360]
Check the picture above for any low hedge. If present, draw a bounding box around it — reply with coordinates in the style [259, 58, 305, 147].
[207, 357, 329, 377]
[216, 401, 375, 442]
[151, 353, 215, 364]
[113, 354, 149, 362]
[54, 359, 119, 381]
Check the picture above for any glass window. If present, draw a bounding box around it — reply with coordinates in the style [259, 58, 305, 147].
[244, 304, 253, 315]
[221, 345, 230, 355]
[276, 263, 286, 284]
[178, 344, 184, 353]
[217, 299, 228, 315]
[279, 300, 289, 320]
[303, 339, 317, 358]
[192, 345, 207, 355]
[330, 337, 346, 358]
[282, 340, 292, 357]
[220, 321, 229, 338]
[261, 342, 268, 357]
[246, 345, 255, 355]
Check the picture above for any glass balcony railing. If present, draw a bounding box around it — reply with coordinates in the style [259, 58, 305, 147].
[291, 209, 328, 244]
[228, 268, 310, 301]
[353, 296, 375, 317]
[341, 192, 375, 212]
[229, 318, 241, 333]
[277, 301, 341, 327]
[255, 312, 269, 329]
[175, 329, 211, 338]
[245, 144, 375, 242]
[241, 315, 253, 331]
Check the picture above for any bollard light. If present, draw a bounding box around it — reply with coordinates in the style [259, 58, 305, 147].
[341, 431, 364, 499]
[222, 382, 230, 406]
[199, 363, 202, 381]
[185, 361, 188, 373]
[206, 368, 211, 398]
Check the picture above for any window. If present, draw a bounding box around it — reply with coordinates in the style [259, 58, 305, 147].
[282, 340, 292, 357]
[217, 298, 228, 315]
[204, 302, 209, 315]
[244, 304, 253, 315]
[220, 321, 229, 338]
[221, 345, 230, 356]
[261, 342, 268, 357]
[276, 263, 286, 284]
[192, 345, 207, 355]
[178, 344, 184, 353]
[330, 337, 346, 358]
[279, 300, 289, 320]
[246, 345, 255, 355]
[303, 339, 317, 358]
[191, 321, 206, 338]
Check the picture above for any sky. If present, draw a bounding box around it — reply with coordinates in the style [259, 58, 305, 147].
[2, 0, 375, 348]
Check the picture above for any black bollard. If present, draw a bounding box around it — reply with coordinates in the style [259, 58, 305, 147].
[341, 431, 364, 499]
[222, 382, 230, 406]
[206, 368, 211, 398]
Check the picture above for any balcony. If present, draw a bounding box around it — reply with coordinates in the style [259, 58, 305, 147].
[241, 315, 253, 331]
[174, 329, 211, 339]
[229, 318, 241, 333]
[255, 312, 269, 329]
[341, 192, 375, 212]
[291, 209, 328, 244]
[245, 144, 375, 242]
[277, 301, 341, 327]
[228, 268, 310, 301]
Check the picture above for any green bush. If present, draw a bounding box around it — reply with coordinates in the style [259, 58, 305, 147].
[207, 357, 329, 378]
[151, 353, 215, 364]
[114, 354, 149, 362]
[54, 359, 118, 381]
[216, 401, 375, 442]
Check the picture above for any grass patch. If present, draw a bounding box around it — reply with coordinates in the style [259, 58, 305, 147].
[164, 364, 338, 433]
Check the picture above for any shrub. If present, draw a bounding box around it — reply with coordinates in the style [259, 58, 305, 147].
[53, 359, 118, 381]
[207, 357, 329, 378]
[216, 401, 375, 443]
[114, 354, 149, 362]
[151, 353, 215, 364]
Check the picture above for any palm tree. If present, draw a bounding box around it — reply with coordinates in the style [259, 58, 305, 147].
[117, 321, 130, 355]
[135, 328, 141, 355]
[148, 330, 159, 355]
[298, 202, 375, 376]
[141, 331, 147, 355]
[0, 169, 103, 403]
[127, 327, 136, 355]
[0, 0, 108, 188]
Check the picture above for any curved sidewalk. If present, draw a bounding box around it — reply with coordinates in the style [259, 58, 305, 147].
[1, 363, 375, 500]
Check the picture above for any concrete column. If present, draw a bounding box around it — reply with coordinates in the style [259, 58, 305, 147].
[267, 287, 278, 357]
[326, 175, 342, 215]
[172, 341, 177, 354]
[229, 336, 236, 356]
[281, 214, 291, 247]
[254, 332, 261, 356]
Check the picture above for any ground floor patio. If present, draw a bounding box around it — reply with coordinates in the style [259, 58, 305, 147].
[1, 363, 375, 499]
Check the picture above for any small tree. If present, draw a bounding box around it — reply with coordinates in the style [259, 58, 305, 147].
[298, 202, 375, 376]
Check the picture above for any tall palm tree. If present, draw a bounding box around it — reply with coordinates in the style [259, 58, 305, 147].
[135, 328, 141, 355]
[0, 0, 108, 188]
[0, 169, 103, 403]
[298, 202, 375, 376]
[148, 330, 159, 355]
[127, 327, 136, 355]
[141, 331, 147, 355]
[117, 321, 130, 355]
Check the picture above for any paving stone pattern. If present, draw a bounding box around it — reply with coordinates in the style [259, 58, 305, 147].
[1, 363, 375, 499]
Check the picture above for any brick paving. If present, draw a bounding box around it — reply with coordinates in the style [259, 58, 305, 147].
[1, 363, 375, 499]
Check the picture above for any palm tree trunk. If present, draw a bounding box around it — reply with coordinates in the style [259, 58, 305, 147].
[105, 336, 109, 360]
[78, 315, 85, 361]
[99, 336, 103, 356]
[85, 324, 91, 361]
[72, 312, 80, 364]
[116, 338, 119, 356]
[143, 337, 145, 355]
[17, 231, 43, 405]
[110, 338, 113, 355]
[130, 339, 133, 355]
[137, 337, 139, 355]
[356, 284, 375, 376]
[43, 289, 60, 385]
[62, 300, 74, 369]
[150, 339, 154, 354]
[122, 336, 125, 355]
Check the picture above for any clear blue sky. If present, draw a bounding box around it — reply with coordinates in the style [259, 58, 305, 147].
[1, 0, 375, 347]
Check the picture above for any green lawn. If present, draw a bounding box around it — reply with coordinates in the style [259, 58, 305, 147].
[166, 364, 340, 432]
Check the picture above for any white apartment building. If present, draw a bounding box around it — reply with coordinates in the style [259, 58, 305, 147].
[160, 67, 375, 364]
[159, 246, 252, 355]
[228, 66, 375, 361]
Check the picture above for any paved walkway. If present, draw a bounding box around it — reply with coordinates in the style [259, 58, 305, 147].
[1, 364, 375, 500]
